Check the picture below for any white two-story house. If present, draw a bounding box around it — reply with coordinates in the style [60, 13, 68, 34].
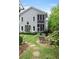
[19, 6, 48, 33]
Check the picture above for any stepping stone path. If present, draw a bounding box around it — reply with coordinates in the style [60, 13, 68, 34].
[32, 47, 40, 59]
[29, 43, 40, 59]
[23, 42, 40, 59]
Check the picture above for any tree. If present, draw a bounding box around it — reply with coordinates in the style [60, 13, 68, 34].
[47, 5, 59, 46]
[48, 5, 59, 32]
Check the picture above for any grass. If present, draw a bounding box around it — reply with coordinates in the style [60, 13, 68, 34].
[38, 44, 59, 59]
[40, 47, 54, 59]
[20, 48, 32, 59]
[20, 33, 39, 44]
[19, 33, 59, 59]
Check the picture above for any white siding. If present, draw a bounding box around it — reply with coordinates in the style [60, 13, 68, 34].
[19, 7, 48, 33]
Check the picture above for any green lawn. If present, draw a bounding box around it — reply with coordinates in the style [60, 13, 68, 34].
[20, 48, 32, 59]
[20, 33, 39, 44]
[19, 33, 59, 59]
[38, 44, 59, 59]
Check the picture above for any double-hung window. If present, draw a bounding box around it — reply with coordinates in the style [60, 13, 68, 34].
[21, 17, 23, 22]
[33, 17, 35, 21]
[21, 26, 23, 31]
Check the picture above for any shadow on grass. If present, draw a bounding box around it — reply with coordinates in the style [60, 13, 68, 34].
[19, 32, 37, 35]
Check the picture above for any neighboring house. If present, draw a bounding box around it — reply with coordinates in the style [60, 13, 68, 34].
[19, 6, 48, 33]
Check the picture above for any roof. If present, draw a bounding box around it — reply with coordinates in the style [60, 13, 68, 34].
[19, 6, 47, 15]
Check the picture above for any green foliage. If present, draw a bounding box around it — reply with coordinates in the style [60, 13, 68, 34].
[48, 5, 59, 32]
[52, 31, 59, 40]
[19, 36, 23, 45]
[52, 31, 59, 46]
[48, 31, 59, 46]
[20, 48, 32, 59]
[48, 5, 59, 47]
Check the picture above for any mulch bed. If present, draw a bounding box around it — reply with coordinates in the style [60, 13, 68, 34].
[39, 37, 46, 44]
[19, 43, 28, 55]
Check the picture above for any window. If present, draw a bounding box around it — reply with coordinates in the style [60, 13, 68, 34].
[38, 28, 39, 32]
[27, 22, 29, 24]
[40, 15, 42, 20]
[40, 24, 42, 31]
[42, 24, 44, 31]
[37, 24, 39, 27]
[37, 15, 39, 20]
[21, 26, 23, 31]
[33, 17, 35, 21]
[33, 26, 35, 31]
[43, 15, 44, 20]
[21, 17, 23, 22]
[39, 24, 44, 31]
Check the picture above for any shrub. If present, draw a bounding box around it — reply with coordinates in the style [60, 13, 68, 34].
[19, 36, 23, 45]
[56, 40, 59, 46]
[19, 32, 37, 35]
[43, 30, 49, 36]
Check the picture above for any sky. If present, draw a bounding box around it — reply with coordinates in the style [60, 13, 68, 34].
[20, 0, 59, 14]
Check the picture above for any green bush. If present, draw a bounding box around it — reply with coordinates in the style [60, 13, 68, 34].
[56, 40, 59, 46]
[48, 5, 59, 32]
[19, 36, 23, 45]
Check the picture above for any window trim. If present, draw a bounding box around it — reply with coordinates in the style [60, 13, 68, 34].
[21, 26, 23, 31]
[33, 17, 35, 21]
[33, 26, 35, 31]
[21, 17, 23, 22]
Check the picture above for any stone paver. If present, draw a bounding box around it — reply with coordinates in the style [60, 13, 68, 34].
[32, 48, 40, 59]
[28, 43, 40, 59]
